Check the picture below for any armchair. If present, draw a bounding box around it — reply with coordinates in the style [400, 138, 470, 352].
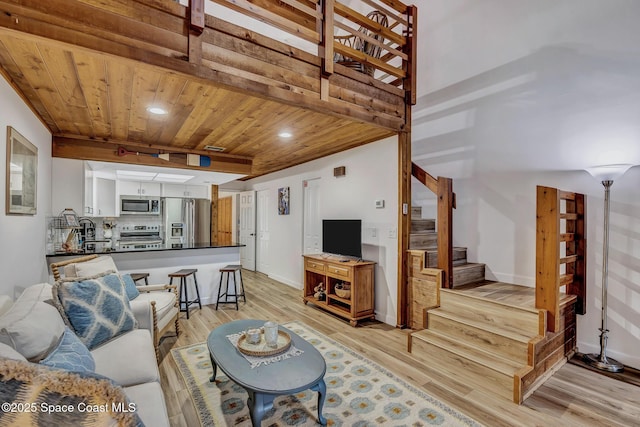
[49, 255, 180, 362]
[334, 10, 389, 76]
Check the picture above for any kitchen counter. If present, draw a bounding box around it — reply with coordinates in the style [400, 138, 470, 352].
[45, 242, 244, 257]
[47, 244, 245, 306]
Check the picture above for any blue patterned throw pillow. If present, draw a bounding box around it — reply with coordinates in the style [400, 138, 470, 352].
[53, 273, 137, 350]
[41, 327, 95, 374]
[121, 273, 141, 300]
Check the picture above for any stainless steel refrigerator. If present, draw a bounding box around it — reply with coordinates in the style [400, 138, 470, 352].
[162, 198, 211, 247]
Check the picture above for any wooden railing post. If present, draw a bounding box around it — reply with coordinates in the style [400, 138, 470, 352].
[536, 186, 561, 332]
[437, 177, 454, 289]
[536, 186, 587, 332]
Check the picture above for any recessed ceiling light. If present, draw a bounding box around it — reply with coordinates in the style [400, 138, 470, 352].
[147, 106, 167, 115]
[204, 145, 225, 152]
[278, 131, 292, 138]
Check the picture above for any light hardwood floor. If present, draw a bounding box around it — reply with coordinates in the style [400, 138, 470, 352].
[158, 270, 639, 427]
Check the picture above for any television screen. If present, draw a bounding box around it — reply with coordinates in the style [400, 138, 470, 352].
[322, 219, 362, 259]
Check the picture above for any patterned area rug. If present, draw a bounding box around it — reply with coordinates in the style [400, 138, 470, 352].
[171, 321, 480, 426]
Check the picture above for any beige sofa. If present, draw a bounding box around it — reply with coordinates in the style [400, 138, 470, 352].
[0, 282, 170, 427]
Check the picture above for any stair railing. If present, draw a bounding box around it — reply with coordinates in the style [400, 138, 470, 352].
[536, 186, 587, 332]
[411, 163, 456, 288]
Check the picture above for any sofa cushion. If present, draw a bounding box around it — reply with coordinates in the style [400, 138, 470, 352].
[91, 329, 159, 387]
[0, 284, 65, 361]
[63, 255, 119, 278]
[134, 291, 175, 322]
[0, 342, 27, 361]
[124, 382, 170, 427]
[53, 273, 136, 350]
[0, 358, 144, 427]
[41, 327, 95, 374]
[121, 274, 141, 300]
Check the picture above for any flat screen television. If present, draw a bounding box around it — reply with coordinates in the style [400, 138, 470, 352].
[322, 219, 362, 259]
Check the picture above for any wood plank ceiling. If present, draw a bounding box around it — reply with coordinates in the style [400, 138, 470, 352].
[0, 28, 395, 179]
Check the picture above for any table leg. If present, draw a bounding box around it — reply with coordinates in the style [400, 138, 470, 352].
[247, 390, 274, 427]
[311, 379, 327, 425]
[209, 355, 217, 382]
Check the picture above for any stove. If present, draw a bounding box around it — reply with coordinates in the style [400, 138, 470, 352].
[119, 224, 162, 250]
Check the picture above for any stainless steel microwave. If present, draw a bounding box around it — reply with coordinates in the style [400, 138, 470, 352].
[120, 196, 160, 215]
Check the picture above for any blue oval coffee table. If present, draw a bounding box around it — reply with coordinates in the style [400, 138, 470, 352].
[207, 319, 327, 426]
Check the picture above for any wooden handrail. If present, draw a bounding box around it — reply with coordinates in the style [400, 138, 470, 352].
[536, 186, 587, 332]
[411, 162, 456, 288]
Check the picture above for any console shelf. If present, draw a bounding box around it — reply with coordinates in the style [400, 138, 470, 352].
[302, 254, 375, 326]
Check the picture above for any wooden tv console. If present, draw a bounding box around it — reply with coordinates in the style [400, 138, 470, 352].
[302, 254, 375, 326]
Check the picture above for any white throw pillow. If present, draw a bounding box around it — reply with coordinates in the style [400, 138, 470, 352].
[0, 299, 65, 361]
[73, 256, 119, 278]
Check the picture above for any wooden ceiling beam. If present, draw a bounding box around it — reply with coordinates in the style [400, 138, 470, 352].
[0, 0, 405, 131]
[52, 136, 253, 176]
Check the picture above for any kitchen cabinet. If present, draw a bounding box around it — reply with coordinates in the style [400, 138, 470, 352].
[119, 180, 161, 197]
[51, 158, 84, 215]
[95, 178, 116, 216]
[162, 184, 209, 199]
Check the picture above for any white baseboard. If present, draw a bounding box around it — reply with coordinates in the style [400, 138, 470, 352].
[267, 273, 302, 290]
[577, 341, 640, 370]
[488, 271, 535, 287]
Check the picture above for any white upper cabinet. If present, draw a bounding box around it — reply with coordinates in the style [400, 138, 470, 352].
[162, 184, 209, 199]
[119, 180, 161, 197]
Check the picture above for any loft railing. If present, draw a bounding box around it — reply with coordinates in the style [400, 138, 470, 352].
[411, 163, 456, 288]
[536, 186, 587, 332]
[201, 0, 417, 102]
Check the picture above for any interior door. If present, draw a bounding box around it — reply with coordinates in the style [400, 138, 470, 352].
[303, 178, 322, 254]
[217, 196, 233, 245]
[239, 191, 256, 270]
[257, 189, 271, 274]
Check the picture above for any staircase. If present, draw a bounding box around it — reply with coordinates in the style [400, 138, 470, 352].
[410, 206, 485, 287]
[407, 194, 579, 404]
[409, 287, 542, 402]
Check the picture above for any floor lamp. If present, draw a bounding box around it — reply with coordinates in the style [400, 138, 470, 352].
[583, 164, 633, 373]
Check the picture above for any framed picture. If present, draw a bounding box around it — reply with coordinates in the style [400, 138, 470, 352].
[278, 186, 290, 215]
[6, 127, 37, 215]
[63, 212, 80, 228]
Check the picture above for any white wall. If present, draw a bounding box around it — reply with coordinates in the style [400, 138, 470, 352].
[0, 77, 52, 297]
[414, 0, 640, 367]
[245, 137, 399, 325]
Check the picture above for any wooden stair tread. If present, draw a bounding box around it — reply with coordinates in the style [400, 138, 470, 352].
[411, 329, 525, 375]
[442, 288, 540, 315]
[429, 308, 535, 343]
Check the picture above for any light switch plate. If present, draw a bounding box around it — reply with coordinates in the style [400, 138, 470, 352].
[375, 199, 384, 208]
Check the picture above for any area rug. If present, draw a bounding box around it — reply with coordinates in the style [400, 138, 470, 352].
[171, 321, 481, 426]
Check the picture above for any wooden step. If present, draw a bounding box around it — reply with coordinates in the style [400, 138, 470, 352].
[410, 329, 523, 401]
[409, 232, 437, 249]
[424, 247, 467, 267]
[452, 262, 485, 286]
[427, 308, 532, 364]
[411, 218, 435, 233]
[440, 289, 541, 336]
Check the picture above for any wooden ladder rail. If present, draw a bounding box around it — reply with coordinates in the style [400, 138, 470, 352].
[536, 186, 587, 332]
[411, 163, 456, 288]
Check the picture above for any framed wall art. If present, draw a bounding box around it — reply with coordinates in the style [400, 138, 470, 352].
[6, 126, 38, 215]
[278, 186, 290, 215]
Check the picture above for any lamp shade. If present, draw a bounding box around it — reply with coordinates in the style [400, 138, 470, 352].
[586, 164, 633, 181]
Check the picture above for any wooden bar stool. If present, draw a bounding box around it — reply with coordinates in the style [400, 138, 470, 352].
[168, 269, 201, 319]
[216, 265, 246, 310]
[130, 273, 150, 286]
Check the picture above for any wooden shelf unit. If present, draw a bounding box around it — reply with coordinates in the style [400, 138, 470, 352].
[302, 255, 375, 326]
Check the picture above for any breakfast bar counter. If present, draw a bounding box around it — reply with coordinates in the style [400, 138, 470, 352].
[47, 244, 244, 306]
